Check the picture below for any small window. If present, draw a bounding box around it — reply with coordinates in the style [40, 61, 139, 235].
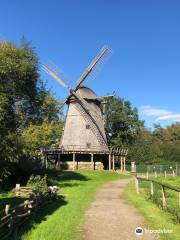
[86, 124, 90, 129]
[86, 143, 91, 148]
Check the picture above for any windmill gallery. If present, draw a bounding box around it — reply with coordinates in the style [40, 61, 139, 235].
[42, 46, 128, 170]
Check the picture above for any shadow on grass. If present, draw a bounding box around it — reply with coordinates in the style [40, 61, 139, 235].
[17, 196, 67, 240]
[15, 171, 90, 238]
[0, 196, 26, 217]
[46, 170, 91, 188]
[0, 170, 90, 238]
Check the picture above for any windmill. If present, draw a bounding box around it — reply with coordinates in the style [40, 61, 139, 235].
[42, 45, 113, 169]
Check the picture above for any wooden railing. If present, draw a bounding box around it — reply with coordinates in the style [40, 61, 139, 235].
[0, 186, 59, 240]
[0, 199, 35, 239]
[42, 146, 128, 156]
[134, 176, 180, 209]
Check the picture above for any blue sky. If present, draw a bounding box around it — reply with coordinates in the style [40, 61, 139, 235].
[0, 0, 180, 128]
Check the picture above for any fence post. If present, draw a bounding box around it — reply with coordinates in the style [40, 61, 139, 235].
[13, 227, 18, 240]
[146, 172, 149, 179]
[164, 170, 166, 178]
[172, 170, 175, 178]
[161, 186, 167, 209]
[150, 181, 154, 195]
[15, 184, 21, 197]
[5, 204, 10, 215]
[135, 177, 139, 194]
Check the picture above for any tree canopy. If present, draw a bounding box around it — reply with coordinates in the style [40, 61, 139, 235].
[0, 40, 64, 184]
[105, 96, 144, 146]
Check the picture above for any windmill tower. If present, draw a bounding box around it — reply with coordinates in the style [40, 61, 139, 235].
[42, 46, 113, 170]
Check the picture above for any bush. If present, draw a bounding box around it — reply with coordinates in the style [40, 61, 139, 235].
[27, 174, 50, 200]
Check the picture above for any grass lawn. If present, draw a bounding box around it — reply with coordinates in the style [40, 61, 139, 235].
[7, 170, 128, 240]
[124, 178, 180, 240]
[154, 175, 180, 188]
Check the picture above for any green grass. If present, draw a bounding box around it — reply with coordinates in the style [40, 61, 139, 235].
[11, 170, 128, 240]
[124, 179, 180, 240]
[152, 176, 180, 222]
[138, 176, 180, 221]
[155, 176, 180, 188]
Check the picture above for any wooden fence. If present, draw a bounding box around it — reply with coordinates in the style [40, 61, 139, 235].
[0, 185, 59, 240]
[0, 199, 35, 239]
[134, 176, 180, 209]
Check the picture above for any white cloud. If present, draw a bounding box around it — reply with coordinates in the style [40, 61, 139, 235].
[140, 105, 180, 122]
[156, 114, 180, 121]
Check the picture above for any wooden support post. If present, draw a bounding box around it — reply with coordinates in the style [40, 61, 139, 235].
[173, 170, 175, 178]
[120, 156, 123, 172]
[109, 154, 111, 171]
[73, 153, 76, 170]
[45, 154, 48, 169]
[150, 181, 154, 195]
[123, 156, 126, 172]
[91, 153, 94, 170]
[161, 186, 167, 209]
[43, 154, 46, 168]
[135, 177, 139, 194]
[164, 170, 166, 178]
[56, 154, 61, 170]
[146, 172, 149, 179]
[112, 155, 115, 171]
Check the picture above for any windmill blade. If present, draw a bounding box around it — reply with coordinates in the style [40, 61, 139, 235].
[71, 90, 102, 120]
[75, 45, 112, 91]
[47, 60, 72, 86]
[59, 98, 68, 109]
[42, 64, 70, 89]
[71, 90, 107, 146]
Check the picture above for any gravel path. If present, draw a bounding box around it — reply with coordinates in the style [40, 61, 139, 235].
[81, 179, 159, 240]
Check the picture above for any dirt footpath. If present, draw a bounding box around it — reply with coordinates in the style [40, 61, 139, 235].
[81, 179, 159, 240]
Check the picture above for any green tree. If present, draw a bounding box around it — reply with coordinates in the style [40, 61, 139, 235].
[153, 123, 180, 163]
[105, 96, 143, 146]
[0, 39, 64, 184]
[129, 128, 162, 164]
[22, 120, 63, 158]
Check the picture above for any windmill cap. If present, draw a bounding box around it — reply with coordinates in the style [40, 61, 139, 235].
[75, 86, 97, 100]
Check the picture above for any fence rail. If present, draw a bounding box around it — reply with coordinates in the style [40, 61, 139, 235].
[0, 185, 59, 240]
[0, 199, 35, 240]
[134, 176, 180, 210]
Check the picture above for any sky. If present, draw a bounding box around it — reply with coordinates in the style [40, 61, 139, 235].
[0, 0, 180, 129]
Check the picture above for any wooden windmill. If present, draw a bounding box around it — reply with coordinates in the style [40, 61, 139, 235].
[42, 46, 114, 170]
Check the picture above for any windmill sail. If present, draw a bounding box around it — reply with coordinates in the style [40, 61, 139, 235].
[42, 65, 69, 89]
[75, 45, 112, 90]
